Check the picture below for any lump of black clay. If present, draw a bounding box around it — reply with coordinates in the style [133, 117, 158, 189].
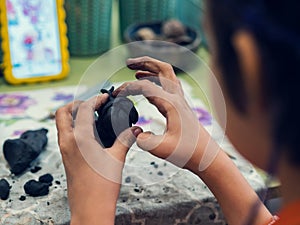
[95, 86, 139, 148]
[39, 173, 53, 184]
[24, 180, 49, 197]
[3, 128, 48, 175]
[30, 166, 42, 173]
[0, 179, 10, 200]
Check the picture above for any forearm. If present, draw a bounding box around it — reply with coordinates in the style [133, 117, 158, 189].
[66, 170, 121, 225]
[186, 129, 272, 225]
[70, 188, 118, 225]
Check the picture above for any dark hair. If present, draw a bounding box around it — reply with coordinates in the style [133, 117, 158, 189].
[206, 0, 300, 166]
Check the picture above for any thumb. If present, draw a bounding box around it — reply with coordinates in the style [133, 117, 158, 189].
[136, 131, 164, 152]
[109, 126, 143, 160]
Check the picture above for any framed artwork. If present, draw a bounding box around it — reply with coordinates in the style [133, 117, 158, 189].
[0, 0, 69, 84]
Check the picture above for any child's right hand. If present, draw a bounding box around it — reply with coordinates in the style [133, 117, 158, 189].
[114, 57, 219, 171]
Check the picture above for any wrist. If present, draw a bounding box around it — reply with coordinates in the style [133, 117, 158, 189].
[184, 126, 220, 174]
[70, 202, 116, 225]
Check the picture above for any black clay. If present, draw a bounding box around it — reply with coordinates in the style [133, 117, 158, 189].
[95, 86, 139, 148]
[3, 128, 48, 175]
[24, 180, 49, 197]
[0, 179, 10, 200]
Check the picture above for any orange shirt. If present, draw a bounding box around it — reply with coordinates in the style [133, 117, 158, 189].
[273, 200, 300, 225]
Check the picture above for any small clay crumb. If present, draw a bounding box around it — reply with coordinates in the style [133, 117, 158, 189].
[226, 153, 236, 160]
[55, 180, 61, 185]
[19, 195, 26, 201]
[150, 161, 158, 168]
[30, 166, 42, 173]
[24, 180, 49, 197]
[155, 199, 162, 203]
[209, 213, 216, 220]
[203, 198, 209, 203]
[125, 176, 131, 183]
[162, 187, 169, 193]
[39, 174, 53, 184]
[157, 171, 164, 176]
[0, 179, 10, 200]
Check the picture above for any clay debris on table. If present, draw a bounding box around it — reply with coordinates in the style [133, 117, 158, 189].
[3, 128, 48, 175]
[1, 128, 55, 201]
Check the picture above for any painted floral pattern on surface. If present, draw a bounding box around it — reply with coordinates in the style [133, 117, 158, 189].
[136, 116, 152, 126]
[192, 107, 212, 126]
[0, 94, 36, 115]
[52, 92, 74, 102]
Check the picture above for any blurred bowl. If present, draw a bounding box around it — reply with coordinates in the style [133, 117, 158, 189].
[124, 21, 201, 71]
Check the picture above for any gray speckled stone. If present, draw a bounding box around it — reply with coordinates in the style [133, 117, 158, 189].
[0, 117, 266, 225]
[0, 120, 70, 225]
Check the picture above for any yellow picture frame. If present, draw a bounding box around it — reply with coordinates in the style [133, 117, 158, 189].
[0, 0, 69, 84]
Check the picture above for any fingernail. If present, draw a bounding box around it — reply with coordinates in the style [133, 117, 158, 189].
[126, 58, 133, 65]
[132, 127, 142, 137]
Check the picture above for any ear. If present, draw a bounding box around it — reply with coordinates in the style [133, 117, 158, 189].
[232, 30, 264, 110]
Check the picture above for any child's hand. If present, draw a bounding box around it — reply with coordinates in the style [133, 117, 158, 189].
[55, 94, 142, 225]
[114, 57, 219, 171]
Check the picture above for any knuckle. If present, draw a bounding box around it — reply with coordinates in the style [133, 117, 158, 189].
[55, 107, 65, 118]
[119, 129, 135, 145]
[141, 56, 152, 62]
[77, 100, 90, 110]
[118, 82, 133, 94]
[139, 79, 152, 86]
[161, 62, 173, 72]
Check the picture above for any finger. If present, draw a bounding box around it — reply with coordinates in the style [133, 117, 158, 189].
[55, 101, 82, 133]
[136, 131, 164, 154]
[134, 71, 162, 87]
[135, 70, 158, 78]
[127, 57, 161, 74]
[113, 80, 173, 116]
[127, 57, 180, 94]
[109, 126, 143, 160]
[70, 101, 84, 121]
[114, 80, 164, 98]
[74, 94, 109, 136]
[136, 72, 184, 96]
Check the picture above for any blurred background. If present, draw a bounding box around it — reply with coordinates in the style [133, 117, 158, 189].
[0, 0, 208, 90]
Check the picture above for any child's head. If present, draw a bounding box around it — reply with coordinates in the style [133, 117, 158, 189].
[205, 0, 300, 171]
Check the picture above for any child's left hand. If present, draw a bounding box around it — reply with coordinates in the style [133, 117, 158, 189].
[55, 94, 142, 225]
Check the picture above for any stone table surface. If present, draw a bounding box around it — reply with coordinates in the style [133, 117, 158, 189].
[0, 84, 266, 225]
